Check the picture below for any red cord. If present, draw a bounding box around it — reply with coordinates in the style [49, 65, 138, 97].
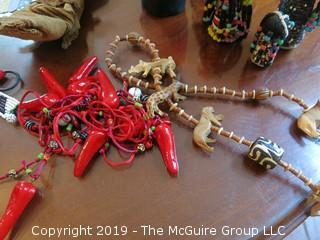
[2, 78, 156, 182]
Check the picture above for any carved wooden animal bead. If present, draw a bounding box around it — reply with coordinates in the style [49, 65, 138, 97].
[146, 81, 185, 118]
[248, 137, 284, 169]
[297, 100, 320, 138]
[193, 106, 223, 152]
[128, 57, 176, 85]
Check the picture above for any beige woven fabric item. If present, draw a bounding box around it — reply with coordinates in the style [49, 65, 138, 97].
[0, 0, 84, 48]
[311, 201, 320, 216]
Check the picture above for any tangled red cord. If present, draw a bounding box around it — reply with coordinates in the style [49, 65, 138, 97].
[4, 75, 157, 181]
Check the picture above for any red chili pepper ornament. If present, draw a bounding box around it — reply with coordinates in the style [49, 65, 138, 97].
[74, 130, 109, 177]
[0, 181, 37, 239]
[69, 56, 98, 83]
[20, 93, 61, 112]
[39, 67, 66, 98]
[20, 67, 66, 112]
[96, 68, 119, 108]
[67, 76, 97, 95]
[153, 120, 179, 176]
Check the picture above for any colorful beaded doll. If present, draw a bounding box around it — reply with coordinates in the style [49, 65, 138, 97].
[250, 11, 294, 67]
[203, 0, 253, 43]
[279, 0, 316, 49]
[250, 0, 320, 67]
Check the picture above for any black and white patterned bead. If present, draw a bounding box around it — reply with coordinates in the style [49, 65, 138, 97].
[140, 94, 149, 103]
[72, 130, 88, 141]
[0, 92, 19, 123]
[248, 137, 284, 169]
[24, 120, 36, 130]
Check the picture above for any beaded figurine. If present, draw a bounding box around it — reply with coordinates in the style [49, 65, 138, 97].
[250, 11, 295, 67]
[250, 0, 320, 67]
[279, 0, 317, 49]
[203, 0, 253, 43]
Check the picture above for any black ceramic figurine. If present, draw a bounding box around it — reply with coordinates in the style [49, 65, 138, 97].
[203, 0, 253, 43]
[279, 0, 316, 49]
[250, 11, 295, 68]
[142, 0, 186, 17]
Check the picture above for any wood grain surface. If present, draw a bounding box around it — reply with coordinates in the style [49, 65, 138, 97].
[0, 0, 319, 239]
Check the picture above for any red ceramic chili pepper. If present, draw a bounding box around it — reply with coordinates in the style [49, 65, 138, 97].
[96, 68, 119, 108]
[20, 93, 61, 112]
[67, 76, 97, 95]
[69, 56, 98, 83]
[39, 67, 66, 98]
[21, 67, 66, 112]
[153, 121, 179, 176]
[0, 181, 37, 239]
[74, 130, 109, 177]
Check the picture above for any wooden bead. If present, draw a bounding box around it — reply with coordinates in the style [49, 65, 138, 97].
[255, 89, 271, 100]
[248, 137, 284, 169]
[127, 32, 141, 45]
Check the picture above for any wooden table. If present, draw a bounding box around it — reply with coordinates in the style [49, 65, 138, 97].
[0, 1, 319, 239]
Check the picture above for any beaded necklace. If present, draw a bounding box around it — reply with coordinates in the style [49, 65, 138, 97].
[105, 32, 320, 210]
[0, 32, 319, 239]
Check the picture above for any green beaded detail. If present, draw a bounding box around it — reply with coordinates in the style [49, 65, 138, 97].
[37, 153, 44, 160]
[277, 39, 284, 46]
[134, 102, 143, 109]
[66, 123, 73, 132]
[42, 108, 50, 114]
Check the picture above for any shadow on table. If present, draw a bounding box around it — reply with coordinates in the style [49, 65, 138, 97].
[190, 0, 243, 78]
[139, 9, 188, 66]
